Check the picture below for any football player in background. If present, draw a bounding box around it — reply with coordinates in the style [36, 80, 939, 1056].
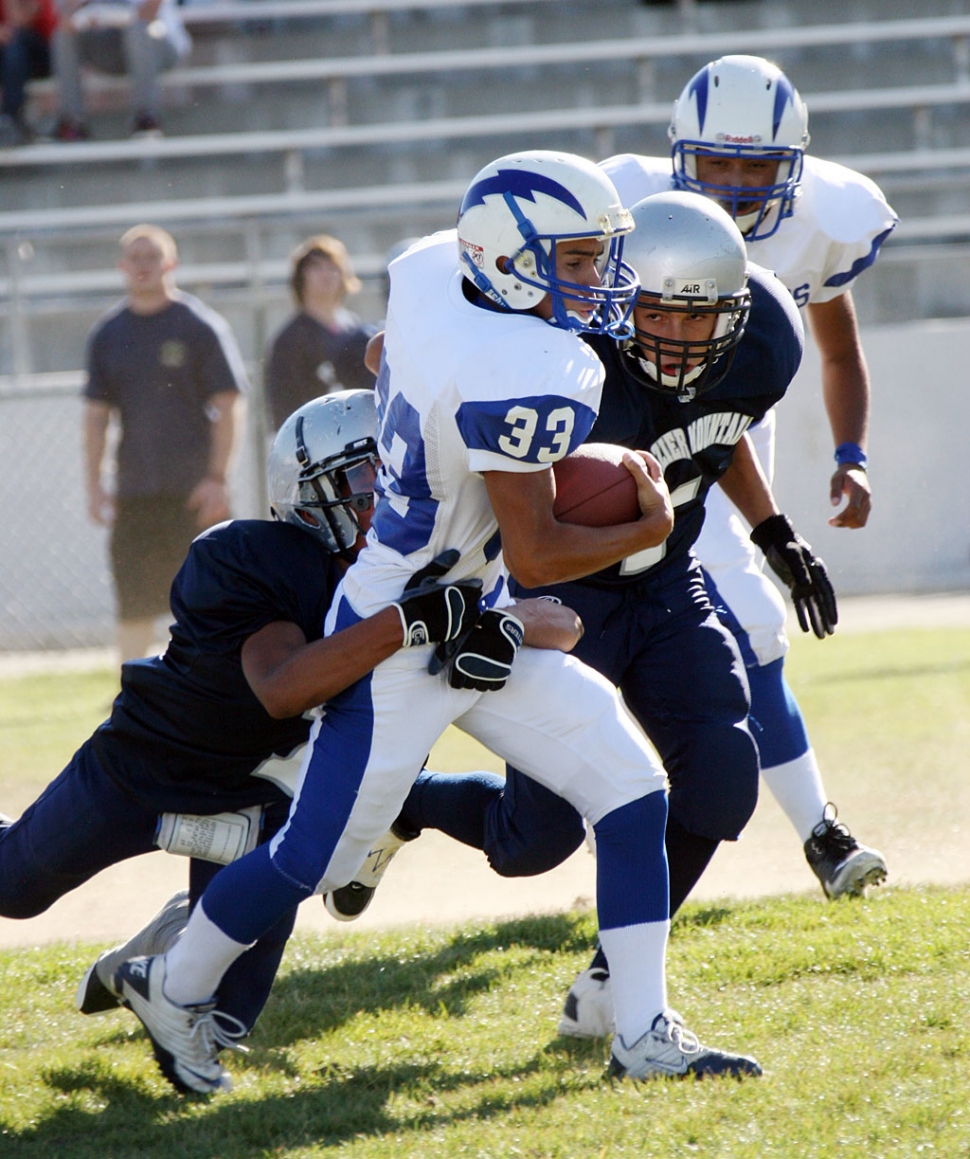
[112, 150, 762, 1095]
[602, 54, 894, 901]
[374, 191, 834, 1039]
[0, 389, 498, 1050]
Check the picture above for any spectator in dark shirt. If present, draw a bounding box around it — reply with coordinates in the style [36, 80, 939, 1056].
[83, 223, 248, 664]
[265, 234, 376, 432]
[0, 0, 55, 144]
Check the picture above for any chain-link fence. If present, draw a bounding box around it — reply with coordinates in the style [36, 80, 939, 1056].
[0, 371, 270, 651]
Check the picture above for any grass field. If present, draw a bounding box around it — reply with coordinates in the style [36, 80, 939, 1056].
[1, 626, 970, 1156]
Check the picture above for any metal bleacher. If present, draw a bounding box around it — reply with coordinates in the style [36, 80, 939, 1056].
[3, 0, 970, 380]
[4, 0, 970, 648]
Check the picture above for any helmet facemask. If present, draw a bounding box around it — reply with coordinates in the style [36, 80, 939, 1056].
[672, 142, 804, 241]
[292, 422, 378, 557]
[626, 285, 751, 402]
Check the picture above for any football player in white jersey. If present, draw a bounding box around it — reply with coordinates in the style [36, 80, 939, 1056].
[602, 55, 895, 900]
[112, 150, 762, 1093]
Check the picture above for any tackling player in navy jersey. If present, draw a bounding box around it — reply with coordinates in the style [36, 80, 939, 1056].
[116, 151, 762, 1094]
[0, 389, 494, 1049]
[602, 55, 892, 900]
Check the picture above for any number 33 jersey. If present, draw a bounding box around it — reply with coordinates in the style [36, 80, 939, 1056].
[341, 230, 605, 616]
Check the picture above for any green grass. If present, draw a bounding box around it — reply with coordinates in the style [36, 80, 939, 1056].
[1, 890, 969, 1157]
[2, 627, 970, 1155]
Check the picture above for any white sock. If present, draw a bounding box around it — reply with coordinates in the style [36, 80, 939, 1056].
[760, 748, 828, 843]
[162, 900, 253, 1008]
[598, 920, 668, 1043]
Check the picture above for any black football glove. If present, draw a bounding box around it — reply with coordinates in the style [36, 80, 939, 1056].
[438, 607, 524, 692]
[750, 513, 838, 640]
[392, 549, 482, 647]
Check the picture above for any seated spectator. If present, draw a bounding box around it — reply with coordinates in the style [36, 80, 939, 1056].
[265, 234, 377, 432]
[0, 0, 55, 144]
[51, 0, 190, 139]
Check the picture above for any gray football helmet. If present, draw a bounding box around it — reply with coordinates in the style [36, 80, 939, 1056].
[267, 389, 378, 555]
[622, 191, 751, 401]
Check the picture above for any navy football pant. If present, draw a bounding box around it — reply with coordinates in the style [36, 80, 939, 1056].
[0, 740, 293, 1032]
[400, 554, 759, 914]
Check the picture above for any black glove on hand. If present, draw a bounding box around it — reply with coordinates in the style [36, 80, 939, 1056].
[442, 607, 524, 692]
[750, 513, 838, 639]
[393, 549, 482, 647]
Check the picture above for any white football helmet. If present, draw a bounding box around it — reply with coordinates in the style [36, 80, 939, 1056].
[622, 192, 751, 401]
[456, 149, 639, 336]
[668, 55, 810, 241]
[267, 389, 378, 555]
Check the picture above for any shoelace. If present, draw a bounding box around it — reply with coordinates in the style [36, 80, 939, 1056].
[660, 1014, 700, 1056]
[812, 803, 857, 855]
[191, 1008, 250, 1061]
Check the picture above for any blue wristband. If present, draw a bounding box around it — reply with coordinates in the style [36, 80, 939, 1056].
[834, 442, 868, 470]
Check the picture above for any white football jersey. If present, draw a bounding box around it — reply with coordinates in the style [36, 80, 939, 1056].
[600, 152, 898, 307]
[341, 230, 605, 617]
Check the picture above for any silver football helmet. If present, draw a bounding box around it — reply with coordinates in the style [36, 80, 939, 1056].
[668, 55, 810, 241]
[622, 192, 751, 401]
[456, 149, 639, 336]
[267, 389, 378, 555]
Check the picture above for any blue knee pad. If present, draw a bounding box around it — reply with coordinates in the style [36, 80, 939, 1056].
[746, 658, 810, 769]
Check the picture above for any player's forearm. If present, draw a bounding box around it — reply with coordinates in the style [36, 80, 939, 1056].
[242, 608, 406, 718]
[512, 598, 584, 652]
[510, 512, 672, 588]
[821, 358, 869, 450]
[717, 435, 779, 530]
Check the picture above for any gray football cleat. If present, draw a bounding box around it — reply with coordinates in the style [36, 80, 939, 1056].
[609, 1011, 762, 1081]
[804, 803, 887, 899]
[324, 821, 418, 921]
[558, 966, 616, 1038]
[77, 890, 190, 1015]
[115, 954, 246, 1095]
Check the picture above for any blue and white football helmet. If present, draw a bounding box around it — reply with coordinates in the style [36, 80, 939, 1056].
[668, 55, 810, 241]
[267, 389, 378, 556]
[622, 192, 751, 401]
[456, 150, 639, 336]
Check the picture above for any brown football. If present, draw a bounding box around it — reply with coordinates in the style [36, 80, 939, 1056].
[552, 443, 641, 527]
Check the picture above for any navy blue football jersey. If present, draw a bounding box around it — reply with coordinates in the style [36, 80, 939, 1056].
[576, 264, 803, 587]
[91, 520, 340, 812]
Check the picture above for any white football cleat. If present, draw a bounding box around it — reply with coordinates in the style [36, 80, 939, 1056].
[115, 955, 246, 1095]
[77, 890, 190, 1015]
[558, 966, 616, 1038]
[609, 1011, 762, 1080]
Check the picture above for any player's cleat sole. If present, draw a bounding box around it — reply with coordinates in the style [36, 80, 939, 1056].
[558, 966, 615, 1038]
[76, 890, 190, 1015]
[115, 955, 245, 1095]
[804, 803, 888, 900]
[324, 821, 418, 921]
[609, 1011, 762, 1081]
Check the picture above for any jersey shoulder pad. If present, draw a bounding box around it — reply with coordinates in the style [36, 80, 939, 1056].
[711, 264, 803, 406]
[802, 156, 898, 246]
[455, 325, 603, 470]
[599, 153, 674, 208]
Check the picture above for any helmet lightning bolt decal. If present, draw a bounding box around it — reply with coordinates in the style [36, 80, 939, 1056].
[459, 170, 585, 219]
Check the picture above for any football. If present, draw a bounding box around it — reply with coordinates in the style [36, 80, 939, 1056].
[553, 443, 641, 527]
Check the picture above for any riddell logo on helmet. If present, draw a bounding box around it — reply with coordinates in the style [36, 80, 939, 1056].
[717, 133, 763, 145]
[459, 238, 484, 268]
